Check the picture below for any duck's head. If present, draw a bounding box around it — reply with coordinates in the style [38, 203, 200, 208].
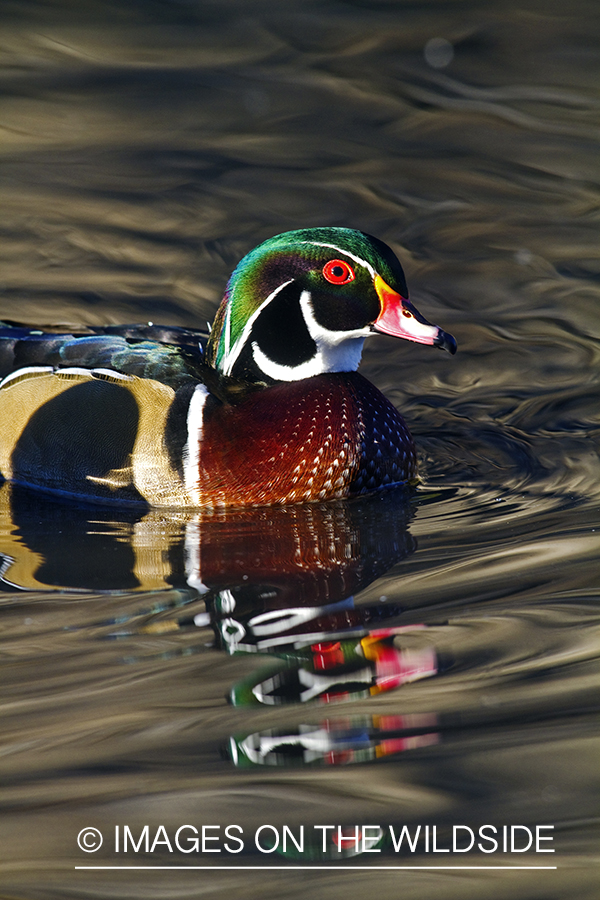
[205, 227, 456, 383]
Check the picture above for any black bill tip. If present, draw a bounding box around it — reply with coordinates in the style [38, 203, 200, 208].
[434, 328, 457, 355]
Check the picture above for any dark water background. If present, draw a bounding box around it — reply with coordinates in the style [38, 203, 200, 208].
[1, 1, 599, 898]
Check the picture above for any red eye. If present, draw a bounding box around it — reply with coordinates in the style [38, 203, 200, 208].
[323, 259, 355, 284]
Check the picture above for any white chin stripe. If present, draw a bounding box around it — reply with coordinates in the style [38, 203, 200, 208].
[252, 337, 365, 382]
[221, 279, 294, 377]
[251, 289, 368, 382]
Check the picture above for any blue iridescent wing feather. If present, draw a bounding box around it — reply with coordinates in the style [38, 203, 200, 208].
[0, 323, 208, 389]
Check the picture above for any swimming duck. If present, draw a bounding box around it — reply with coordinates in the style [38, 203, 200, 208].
[0, 227, 455, 507]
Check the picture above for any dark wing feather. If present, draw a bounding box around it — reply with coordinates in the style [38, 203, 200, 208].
[0, 323, 209, 389]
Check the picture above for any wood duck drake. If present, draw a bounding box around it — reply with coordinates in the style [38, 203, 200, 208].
[0, 228, 455, 508]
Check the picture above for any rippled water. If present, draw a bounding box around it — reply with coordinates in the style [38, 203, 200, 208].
[1, 2, 599, 899]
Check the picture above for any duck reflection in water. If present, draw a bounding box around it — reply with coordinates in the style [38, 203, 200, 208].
[0, 481, 439, 770]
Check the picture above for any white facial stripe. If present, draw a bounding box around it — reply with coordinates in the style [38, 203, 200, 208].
[299, 290, 371, 345]
[299, 240, 376, 279]
[183, 384, 209, 502]
[252, 342, 322, 381]
[251, 289, 368, 382]
[224, 304, 231, 357]
[220, 279, 294, 376]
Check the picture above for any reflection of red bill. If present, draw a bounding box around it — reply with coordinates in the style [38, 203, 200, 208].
[312, 626, 437, 698]
[229, 625, 439, 706]
[228, 711, 439, 769]
[332, 825, 384, 856]
[361, 627, 437, 695]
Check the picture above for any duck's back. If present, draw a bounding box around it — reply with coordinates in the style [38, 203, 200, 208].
[0, 322, 207, 385]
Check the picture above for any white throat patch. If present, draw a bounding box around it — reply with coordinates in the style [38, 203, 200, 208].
[252, 289, 369, 382]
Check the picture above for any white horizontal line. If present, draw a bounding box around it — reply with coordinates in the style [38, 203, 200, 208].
[75, 865, 558, 871]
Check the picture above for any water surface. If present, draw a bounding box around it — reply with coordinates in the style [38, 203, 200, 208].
[0, 2, 598, 899]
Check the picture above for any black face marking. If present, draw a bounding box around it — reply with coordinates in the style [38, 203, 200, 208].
[310, 279, 380, 332]
[11, 380, 144, 502]
[227, 342, 273, 384]
[250, 283, 317, 368]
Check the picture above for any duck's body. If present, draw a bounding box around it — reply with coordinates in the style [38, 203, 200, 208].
[0, 228, 455, 508]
